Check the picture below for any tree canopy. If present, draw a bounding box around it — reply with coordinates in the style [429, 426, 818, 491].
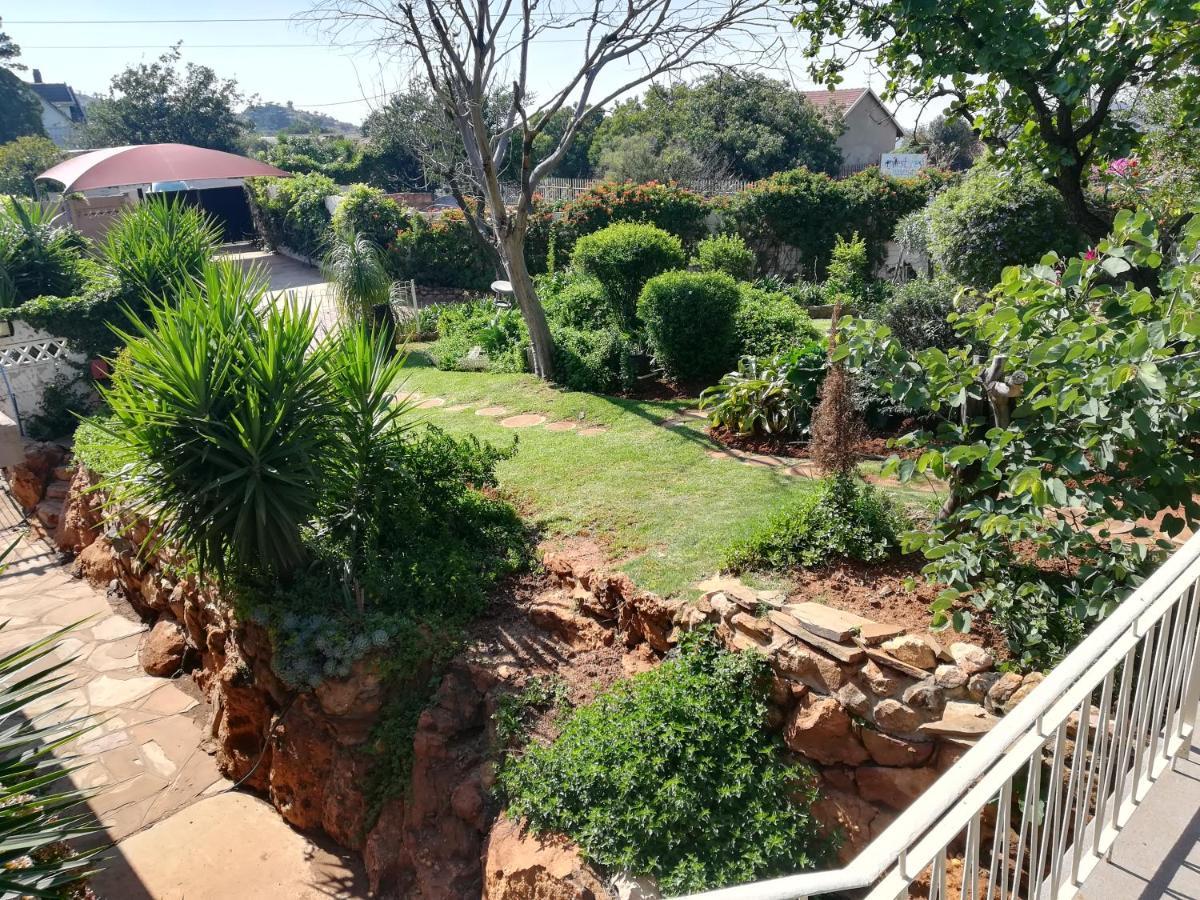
[83, 48, 249, 153]
[590, 72, 843, 181]
[0, 136, 63, 197]
[794, 0, 1200, 235]
[0, 21, 45, 145]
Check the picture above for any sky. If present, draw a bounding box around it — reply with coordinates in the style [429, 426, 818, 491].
[2, 0, 944, 130]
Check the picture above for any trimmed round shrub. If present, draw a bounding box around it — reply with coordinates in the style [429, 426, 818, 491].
[693, 233, 755, 280]
[736, 286, 820, 357]
[540, 274, 614, 330]
[638, 270, 740, 384]
[501, 631, 831, 894]
[571, 223, 686, 327]
[875, 276, 964, 353]
[331, 184, 412, 250]
[550, 323, 637, 394]
[927, 167, 1081, 289]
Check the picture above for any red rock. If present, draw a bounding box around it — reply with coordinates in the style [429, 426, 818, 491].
[773, 642, 847, 693]
[73, 538, 121, 588]
[812, 788, 879, 865]
[483, 816, 607, 900]
[55, 466, 103, 553]
[139, 618, 187, 677]
[4, 441, 64, 510]
[783, 696, 869, 766]
[880, 635, 936, 670]
[949, 642, 994, 675]
[861, 730, 935, 767]
[530, 590, 609, 650]
[855, 766, 940, 811]
[871, 698, 922, 734]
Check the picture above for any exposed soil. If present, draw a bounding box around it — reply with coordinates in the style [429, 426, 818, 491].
[708, 426, 916, 462]
[781, 556, 1011, 661]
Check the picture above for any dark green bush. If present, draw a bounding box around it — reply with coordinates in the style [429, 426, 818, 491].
[927, 167, 1081, 289]
[725, 475, 906, 571]
[638, 270, 740, 384]
[0, 198, 88, 306]
[557, 180, 711, 249]
[385, 210, 496, 291]
[872, 277, 965, 354]
[429, 300, 528, 373]
[7, 274, 127, 360]
[700, 341, 826, 438]
[571, 223, 687, 328]
[246, 172, 338, 259]
[736, 286, 820, 357]
[540, 274, 615, 331]
[331, 184, 413, 249]
[550, 323, 638, 393]
[694, 233, 755, 280]
[501, 631, 831, 894]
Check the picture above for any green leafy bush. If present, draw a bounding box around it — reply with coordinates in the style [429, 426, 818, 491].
[700, 342, 826, 438]
[694, 233, 755, 280]
[871, 277, 964, 354]
[540, 274, 614, 331]
[927, 167, 1081, 289]
[557, 180, 710, 249]
[838, 209, 1200, 666]
[385, 209, 496, 291]
[550, 323, 638, 393]
[429, 300, 528, 373]
[331, 184, 412, 249]
[246, 172, 337, 259]
[571, 223, 687, 328]
[638, 270, 740, 384]
[101, 195, 221, 306]
[0, 135, 64, 198]
[824, 232, 869, 304]
[725, 475, 905, 571]
[736, 285, 820, 357]
[0, 198, 88, 306]
[501, 631, 831, 894]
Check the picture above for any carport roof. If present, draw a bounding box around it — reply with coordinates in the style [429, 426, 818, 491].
[36, 143, 289, 192]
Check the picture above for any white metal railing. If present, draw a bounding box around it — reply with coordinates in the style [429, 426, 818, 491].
[678, 529, 1200, 900]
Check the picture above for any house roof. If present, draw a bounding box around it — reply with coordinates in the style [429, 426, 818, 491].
[36, 143, 289, 192]
[802, 87, 904, 138]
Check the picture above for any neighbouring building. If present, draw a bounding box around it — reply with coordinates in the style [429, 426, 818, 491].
[26, 69, 87, 148]
[803, 87, 904, 172]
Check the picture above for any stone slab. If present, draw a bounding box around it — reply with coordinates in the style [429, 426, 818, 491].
[769, 611, 865, 664]
[784, 601, 903, 645]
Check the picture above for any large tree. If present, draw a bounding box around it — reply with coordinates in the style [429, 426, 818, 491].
[83, 47, 249, 153]
[0, 20, 45, 144]
[0, 135, 64, 197]
[313, 0, 772, 379]
[590, 72, 843, 181]
[794, 0, 1200, 236]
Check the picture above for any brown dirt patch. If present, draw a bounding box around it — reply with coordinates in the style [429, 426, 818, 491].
[707, 427, 922, 462]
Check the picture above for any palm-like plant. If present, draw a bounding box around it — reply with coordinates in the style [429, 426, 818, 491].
[0, 612, 104, 897]
[321, 227, 392, 324]
[98, 261, 336, 576]
[0, 198, 87, 307]
[100, 195, 221, 306]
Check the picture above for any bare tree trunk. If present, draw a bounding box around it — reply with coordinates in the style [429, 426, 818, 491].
[500, 230, 555, 379]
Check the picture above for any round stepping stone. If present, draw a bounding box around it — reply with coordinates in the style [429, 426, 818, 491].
[679, 409, 708, 420]
[416, 397, 446, 409]
[500, 414, 547, 428]
[394, 391, 420, 402]
[783, 464, 818, 478]
[444, 404, 469, 413]
[578, 426, 607, 436]
[475, 406, 508, 417]
[544, 421, 577, 432]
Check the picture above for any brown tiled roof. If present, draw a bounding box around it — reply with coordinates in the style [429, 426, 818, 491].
[801, 88, 867, 114]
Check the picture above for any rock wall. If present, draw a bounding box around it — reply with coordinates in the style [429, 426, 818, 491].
[38, 452, 1039, 899]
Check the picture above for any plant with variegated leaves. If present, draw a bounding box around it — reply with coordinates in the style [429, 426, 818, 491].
[836, 207, 1200, 667]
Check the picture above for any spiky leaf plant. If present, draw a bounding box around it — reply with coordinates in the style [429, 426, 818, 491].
[0, 607, 104, 896]
[0, 198, 88, 307]
[321, 227, 392, 324]
[98, 261, 336, 576]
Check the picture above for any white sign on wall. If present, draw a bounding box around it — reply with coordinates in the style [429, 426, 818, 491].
[880, 153, 927, 178]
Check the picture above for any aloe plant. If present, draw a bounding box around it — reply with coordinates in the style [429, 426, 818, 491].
[0, 538, 104, 897]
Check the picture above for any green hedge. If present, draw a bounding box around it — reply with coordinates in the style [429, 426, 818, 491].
[385, 210, 497, 291]
[331, 184, 413, 249]
[556, 180, 711, 250]
[245, 173, 337, 259]
[639, 270, 741, 384]
[735, 285, 820, 357]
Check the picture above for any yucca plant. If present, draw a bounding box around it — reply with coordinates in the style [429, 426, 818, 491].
[0, 198, 88, 307]
[100, 196, 221, 307]
[98, 261, 336, 576]
[0, 556, 104, 898]
[321, 227, 392, 324]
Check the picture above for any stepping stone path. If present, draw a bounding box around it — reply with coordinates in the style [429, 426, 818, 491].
[416, 397, 446, 409]
[475, 406, 509, 417]
[705, 447, 819, 478]
[544, 421, 577, 432]
[500, 414, 547, 428]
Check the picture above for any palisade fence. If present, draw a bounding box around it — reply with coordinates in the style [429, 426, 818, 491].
[677, 529, 1200, 900]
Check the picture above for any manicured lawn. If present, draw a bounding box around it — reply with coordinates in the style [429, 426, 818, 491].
[397, 348, 933, 597]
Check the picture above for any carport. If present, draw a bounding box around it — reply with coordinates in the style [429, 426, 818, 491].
[36, 143, 289, 243]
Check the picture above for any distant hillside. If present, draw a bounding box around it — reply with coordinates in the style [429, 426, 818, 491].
[242, 102, 359, 136]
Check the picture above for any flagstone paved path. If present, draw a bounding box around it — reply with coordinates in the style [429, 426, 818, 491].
[0, 486, 365, 898]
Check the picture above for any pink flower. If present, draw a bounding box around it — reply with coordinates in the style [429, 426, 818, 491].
[1107, 157, 1138, 177]
[1084, 248, 1098, 260]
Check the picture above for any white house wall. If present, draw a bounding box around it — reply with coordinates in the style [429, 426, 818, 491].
[0, 321, 86, 428]
[837, 99, 901, 170]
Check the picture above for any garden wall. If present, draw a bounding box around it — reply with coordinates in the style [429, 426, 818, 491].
[29, 454, 1037, 898]
[0, 320, 85, 425]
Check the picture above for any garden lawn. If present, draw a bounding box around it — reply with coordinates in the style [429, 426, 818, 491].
[397, 349, 932, 597]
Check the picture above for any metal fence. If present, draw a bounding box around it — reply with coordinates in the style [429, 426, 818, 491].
[677, 529, 1200, 900]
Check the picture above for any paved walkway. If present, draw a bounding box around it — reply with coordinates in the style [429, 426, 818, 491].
[1081, 740, 1200, 899]
[0, 494, 364, 897]
[219, 246, 342, 339]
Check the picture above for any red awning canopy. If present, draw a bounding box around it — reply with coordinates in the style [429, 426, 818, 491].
[37, 143, 289, 192]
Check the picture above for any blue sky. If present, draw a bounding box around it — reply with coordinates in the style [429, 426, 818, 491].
[3, 0, 939, 128]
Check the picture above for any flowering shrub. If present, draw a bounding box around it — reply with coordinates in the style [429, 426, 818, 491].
[557, 180, 711, 249]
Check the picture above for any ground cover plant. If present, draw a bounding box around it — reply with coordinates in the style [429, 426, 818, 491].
[839, 207, 1200, 666]
[501, 631, 831, 893]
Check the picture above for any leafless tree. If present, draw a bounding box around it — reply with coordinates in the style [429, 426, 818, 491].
[311, 0, 776, 378]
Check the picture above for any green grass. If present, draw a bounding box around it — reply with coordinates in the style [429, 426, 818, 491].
[396, 348, 934, 597]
